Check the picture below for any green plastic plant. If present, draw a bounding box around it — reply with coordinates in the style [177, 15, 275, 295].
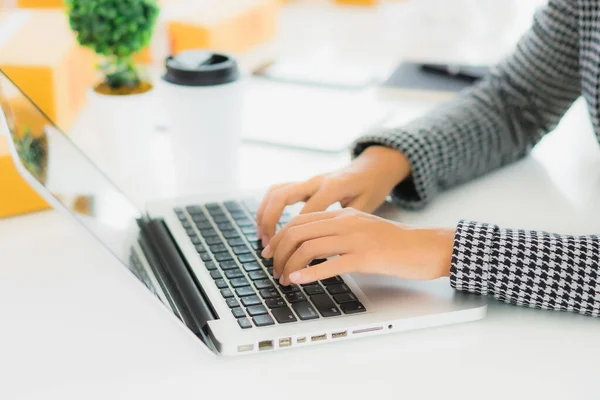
[66, 0, 160, 92]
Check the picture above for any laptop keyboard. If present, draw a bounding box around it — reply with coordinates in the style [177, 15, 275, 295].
[174, 199, 366, 329]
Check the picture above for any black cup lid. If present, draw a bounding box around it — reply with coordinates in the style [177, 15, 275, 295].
[163, 50, 239, 87]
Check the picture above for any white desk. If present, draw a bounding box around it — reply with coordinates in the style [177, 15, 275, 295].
[2, 1, 598, 399]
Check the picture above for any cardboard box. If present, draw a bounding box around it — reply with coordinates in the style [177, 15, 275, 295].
[167, 0, 279, 56]
[0, 10, 96, 218]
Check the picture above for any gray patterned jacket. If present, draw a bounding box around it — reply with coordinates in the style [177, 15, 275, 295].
[353, 0, 599, 317]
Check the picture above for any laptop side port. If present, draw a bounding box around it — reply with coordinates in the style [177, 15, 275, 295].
[258, 340, 274, 351]
[332, 331, 347, 339]
[237, 344, 254, 352]
[311, 334, 327, 342]
[297, 337, 307, 344]
[279, 337, 292, 348]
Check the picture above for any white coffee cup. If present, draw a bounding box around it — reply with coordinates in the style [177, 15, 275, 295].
[160, 50, 243, 195]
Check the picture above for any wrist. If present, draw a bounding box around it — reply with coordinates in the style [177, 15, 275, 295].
[360, 146, 411, 186]
[432, 228, 455, 278]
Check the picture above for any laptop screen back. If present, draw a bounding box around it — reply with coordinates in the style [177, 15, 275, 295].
[0, 70, 163, 300]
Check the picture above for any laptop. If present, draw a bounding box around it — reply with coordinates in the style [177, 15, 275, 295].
[0, 70, 486, 356]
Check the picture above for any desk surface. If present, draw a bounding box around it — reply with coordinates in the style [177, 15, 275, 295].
[2, 1, 598, 400]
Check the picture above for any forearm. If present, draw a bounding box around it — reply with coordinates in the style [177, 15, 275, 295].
[451, 220, 600, 317]
[353, 0, 581, 209]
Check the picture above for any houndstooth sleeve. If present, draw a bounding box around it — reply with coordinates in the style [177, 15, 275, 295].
[352, 0, 581, 209]
[451, 220, 600, 317]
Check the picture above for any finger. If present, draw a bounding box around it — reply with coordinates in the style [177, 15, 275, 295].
[256, 183, 290, 237]
[272, 219, 346, 279]
[263, 209, 343, 258]
[260, 180, 318, 244]
[289, 256, 359, 285]
[279, 236, 348, 285]
[345, 196, 369, 211]
[300, 187, 343, 214]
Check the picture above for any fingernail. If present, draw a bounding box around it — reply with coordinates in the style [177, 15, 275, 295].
[273, 270, 280, 279]
[278, 276, 284, 285]
[261, 235, 270, 247]
[261, 244, 271, 258]
[289, 271, 302, 284]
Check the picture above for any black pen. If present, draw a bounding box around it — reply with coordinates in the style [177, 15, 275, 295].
[419, 63, 488, 83]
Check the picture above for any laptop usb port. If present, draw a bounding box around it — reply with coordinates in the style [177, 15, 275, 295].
[311, 334, 327, 342]
[332, 331, 347, 339]
[279, 337, 292, 348]
[258, 340, 274, 351]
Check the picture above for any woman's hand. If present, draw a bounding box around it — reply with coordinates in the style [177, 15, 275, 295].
[256, 146, 411, 246]
[261, 208, 455, 285]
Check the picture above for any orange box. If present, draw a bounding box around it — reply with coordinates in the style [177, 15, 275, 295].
[17, 0, 64, 8]
[0, 10, 96, 218]
[167, 0, 279, 55]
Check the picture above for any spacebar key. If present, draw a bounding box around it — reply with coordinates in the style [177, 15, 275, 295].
[291, 301, 319, 320]
[310, 294, 341, 317]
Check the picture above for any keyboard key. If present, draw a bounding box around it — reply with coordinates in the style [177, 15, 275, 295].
[340, 301, 366, 314]
[222, 230, 239, 239]
[186, 205, 204, 215]
[242, 262, 261, 272]
[230, 211, 247, 220]
[232, 307, 246, 318]
[279, 284, 300, 294]
[291, 301, 319, 320]
[262, 258, 273, 267]
[205, 236, 222, 245]
[230, 277, 250, 288]
[333, 293, 358, 304]
[241, 295, 262, 307]
[303, 284, 325, 296]
[200, 228, 217, 238]
[220, 260, 238, 270]
[238, 318, 252, 329]
[254, 279, 274, 290]
[224, 200, 242, 211]
[209, 244, 227, 253]
[248, 270, 268, 281]
[210, 270, 222, 280]
[215, 279, 228, 289]
[252, 314, 274, 327]
[241, 226, 257, 234]
[321, 276, 343, 286]
[220, 288, 234, 298]
[309, 258, 327, 266]
[199, 252, 212, 262]
[235, 287, 256, 297]
[250, 241, 261, 250]
[232, 245, 251, 255]
[228, 237, 245, 247]
[238, 254, 256, 263]
[205, 202, 221, 210]
[246, 305, 268, 316]
[226, 298, 239, 308]
[326, 283, 350, 295]
[189, 234, 201, 244]
[181, 220, 192, 229]
[185, 228, 196, 237]
[259, 288, 280, 299]
[271, 307, 297, 324]
[204, 261, 217, 271]
[213, 215, 230, 223]
[215, 252, 233, 262]
[224, 269, 244, 279]
[285, 292, 307, 303]
[235, 218, 254, 227]
[217, 222, 234, 232]
[246, 234, 259, 242]
[194, 221, 212, 230]
[195, 244, 206, 253]
[310, 294, 341, 317]
[192, 214, 208, 223]
[266, 267, 274, 276]
[265, 298, 287, 309]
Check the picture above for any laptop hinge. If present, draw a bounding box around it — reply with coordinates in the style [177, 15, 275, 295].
[137, 217, 218, 348]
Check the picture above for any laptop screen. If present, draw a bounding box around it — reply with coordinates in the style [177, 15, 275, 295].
[0, 70, 165, 302]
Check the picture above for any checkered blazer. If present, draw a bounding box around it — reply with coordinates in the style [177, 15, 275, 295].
[353, 0, 600, 317]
